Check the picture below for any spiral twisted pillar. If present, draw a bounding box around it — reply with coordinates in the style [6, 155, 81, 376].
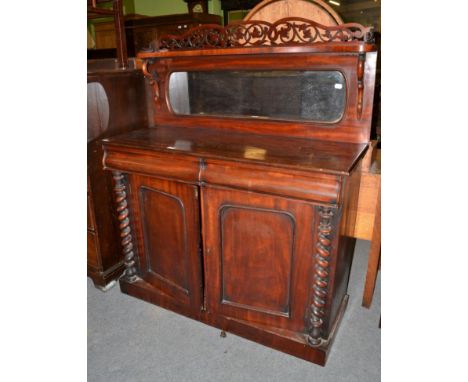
[112, 171, 139, 283]
[308, 206, 335, 346]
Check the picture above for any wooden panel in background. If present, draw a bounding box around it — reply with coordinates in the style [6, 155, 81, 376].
[347, 142, 380, 240]
[244, 0, 343, 25]
[94, 21, 117, 49]
[353, 172, 380, 240]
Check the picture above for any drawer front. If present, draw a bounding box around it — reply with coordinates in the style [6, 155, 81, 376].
[87, 230, 100, 269]
[103, 145, 342, 204]
[103, 146, 200, 183]
[202, 159, 341, 204]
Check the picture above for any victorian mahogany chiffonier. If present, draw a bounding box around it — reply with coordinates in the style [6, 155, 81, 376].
[101, 0, 377, 366]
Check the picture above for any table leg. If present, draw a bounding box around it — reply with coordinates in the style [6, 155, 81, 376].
[362, 186, 381, 308]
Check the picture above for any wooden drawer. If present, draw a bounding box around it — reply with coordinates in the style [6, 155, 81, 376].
[87, 230, 100, 269]
[103, 145, 200, 184]
[202, 159, 342, 204]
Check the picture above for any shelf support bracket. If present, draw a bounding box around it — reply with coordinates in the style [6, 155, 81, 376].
[142, 59, 160, 105]
[357, 52, 366, 120]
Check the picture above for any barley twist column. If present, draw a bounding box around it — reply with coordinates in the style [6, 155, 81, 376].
[307, 206, 335, 346]
[112, 171, 139, 283]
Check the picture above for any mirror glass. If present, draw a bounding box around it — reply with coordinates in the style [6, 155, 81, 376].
[168, 70, 346, 123]
[87, 82, 109, 142]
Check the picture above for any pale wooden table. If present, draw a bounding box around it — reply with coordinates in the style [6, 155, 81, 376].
[349, 142, 381, 308]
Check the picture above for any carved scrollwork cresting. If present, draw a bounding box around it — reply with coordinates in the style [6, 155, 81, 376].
[157, 17, 374, 51]
[142, 59, 160, 105]
[356, 52, 366, 119]
[307, 206, 335, 346]
[112, 171, 139, 283]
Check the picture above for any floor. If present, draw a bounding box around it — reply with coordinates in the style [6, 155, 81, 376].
[88, 240, 381, 382]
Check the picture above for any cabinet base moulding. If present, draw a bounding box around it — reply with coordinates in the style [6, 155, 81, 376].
[119, 278, 349, 366]
[88, 261, 125, 291]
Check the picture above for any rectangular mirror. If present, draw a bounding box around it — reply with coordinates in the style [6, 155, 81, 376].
[168, 70, 346, 123]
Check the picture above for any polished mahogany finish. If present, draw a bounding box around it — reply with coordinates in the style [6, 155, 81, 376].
[102, 3, 377, 365]
[129, 174, 203, 309]
[103, 126, 366, 175]
[102, 126, 365, 364]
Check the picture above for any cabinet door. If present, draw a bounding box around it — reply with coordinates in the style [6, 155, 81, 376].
[201, 186, 317, 333]
[129, 174, 203, 310]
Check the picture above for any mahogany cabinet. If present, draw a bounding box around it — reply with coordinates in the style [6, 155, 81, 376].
[102, 125, 370, 366]
[101, 4, 377, 365]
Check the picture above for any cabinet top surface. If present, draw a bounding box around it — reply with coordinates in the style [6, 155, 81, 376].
[103, 126, 367, 175]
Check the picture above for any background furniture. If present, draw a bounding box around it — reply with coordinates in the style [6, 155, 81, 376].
[358, 143, 381, 307]
[87, 0, 128, 68]
[89, 1, 222, 59]
[102, 0, 377, 365]
[244, 0, 343, 23]
[87, 58, 153, 290]
[220, 0, 261, 24]
[87, 1, 155, 290]
[342, 141, 380, 307]
[363, 184, 380, 308]
[124, 11, 222, 56]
